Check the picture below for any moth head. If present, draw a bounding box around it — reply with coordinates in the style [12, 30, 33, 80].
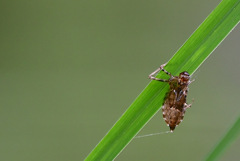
[179, 71, 190, 84]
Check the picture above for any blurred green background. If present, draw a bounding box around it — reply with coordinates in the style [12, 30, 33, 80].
[0, 0, 239, 161]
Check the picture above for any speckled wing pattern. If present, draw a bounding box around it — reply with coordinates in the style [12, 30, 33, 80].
[162, 84, 188, 131]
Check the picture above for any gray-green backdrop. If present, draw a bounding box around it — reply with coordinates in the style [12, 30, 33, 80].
[0, 0, 239, 161]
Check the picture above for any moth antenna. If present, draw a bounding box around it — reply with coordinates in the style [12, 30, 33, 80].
[134, 131, 172, 139]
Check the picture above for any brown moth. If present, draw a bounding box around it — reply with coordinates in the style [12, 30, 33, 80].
[149, 64, 193, 132]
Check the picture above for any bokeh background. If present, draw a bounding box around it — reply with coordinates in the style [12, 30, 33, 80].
[1, 0, 240, 161]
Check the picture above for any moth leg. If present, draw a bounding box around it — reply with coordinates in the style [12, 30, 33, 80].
[184, 103, 192, 109]
[189, 79, 195, 84]
[184, 99, 194, 109]
[159, 63, 172, 77]
[148, 63, 171, 82]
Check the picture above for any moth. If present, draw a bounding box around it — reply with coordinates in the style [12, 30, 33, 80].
[149, 64, 194, 132]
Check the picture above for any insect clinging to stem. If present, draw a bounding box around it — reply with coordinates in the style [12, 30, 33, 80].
[149, 63, 194, 132]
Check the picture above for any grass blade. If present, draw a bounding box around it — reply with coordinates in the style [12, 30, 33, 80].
[205, 115, 240, 161]
[85, 0, 240, 160]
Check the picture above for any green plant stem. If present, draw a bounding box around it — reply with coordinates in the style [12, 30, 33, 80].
[205, 115, 240, 161]
[85, 0, 240, 160]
